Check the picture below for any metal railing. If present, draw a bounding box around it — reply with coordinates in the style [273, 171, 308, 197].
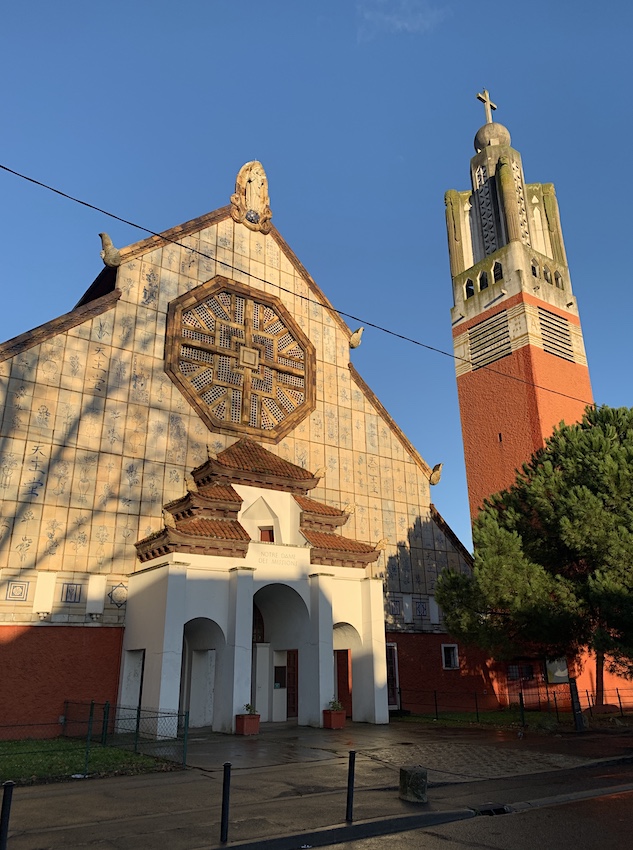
[0, 701, 189, 784]
[396, 684, 633, 725]
[63, 700, 189, 764]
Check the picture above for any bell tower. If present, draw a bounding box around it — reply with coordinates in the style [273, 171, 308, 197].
[445, 91, 593, 519]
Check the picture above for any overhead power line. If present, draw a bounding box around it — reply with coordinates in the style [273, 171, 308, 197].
[0, 162, 595, 408]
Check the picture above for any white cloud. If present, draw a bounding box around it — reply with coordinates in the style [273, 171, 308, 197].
[356, 0, 448, 42]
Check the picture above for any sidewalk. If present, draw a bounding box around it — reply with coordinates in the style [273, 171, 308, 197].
[6, 720, 633, 850]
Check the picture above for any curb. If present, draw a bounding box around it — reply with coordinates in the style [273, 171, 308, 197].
[200, 808, 475, 850]
[511, 781, 633, 813]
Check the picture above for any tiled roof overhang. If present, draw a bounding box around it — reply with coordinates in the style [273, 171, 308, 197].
[193, 438, 319, 494]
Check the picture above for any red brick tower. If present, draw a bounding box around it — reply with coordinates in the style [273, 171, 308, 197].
[445, 91, 593, 519]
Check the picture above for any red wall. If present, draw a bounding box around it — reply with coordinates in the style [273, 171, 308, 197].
[387, 632, 502, 713]
[455, 293, 593, 518]
[0, 625, 123, 734]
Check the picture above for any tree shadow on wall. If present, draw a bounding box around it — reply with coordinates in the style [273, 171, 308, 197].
[383, 511, 472, 608]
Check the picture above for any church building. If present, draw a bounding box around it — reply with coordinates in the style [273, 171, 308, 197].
[1, 161, 474, 733]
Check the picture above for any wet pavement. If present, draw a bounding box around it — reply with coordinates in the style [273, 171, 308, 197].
[185, 720, 608, 783]
[6, 719, 633, 849]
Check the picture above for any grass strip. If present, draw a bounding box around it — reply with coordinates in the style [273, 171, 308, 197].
[0, 737, 178, 785]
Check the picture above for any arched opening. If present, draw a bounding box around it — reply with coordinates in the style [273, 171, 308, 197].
[253, 584, 310, 722]
[333, 622, 363, 720]
[493, 262, 503, 282]
[543, 266, 552, 284]
[465, 279, 474, 299]
[478, 271, 489, 291]
[179, 617, 226, 728]
[253, 603, 265, 643]
[555, 271, 564, 290]
[531, 260, 540, 278]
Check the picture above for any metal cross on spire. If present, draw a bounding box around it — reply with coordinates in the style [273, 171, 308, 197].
[476, 89, 497, 124]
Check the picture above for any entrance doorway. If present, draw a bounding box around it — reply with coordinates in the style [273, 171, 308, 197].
[386, 643, 400, 710]
[179, 617, 224, 728]
[253, 583, 309, 722]
[335, 649, 352, 717]
[286, 649, 298, 718]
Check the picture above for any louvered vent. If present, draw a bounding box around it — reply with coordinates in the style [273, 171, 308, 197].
[469, 312, 511, 370]
[538, 308, 574, 362]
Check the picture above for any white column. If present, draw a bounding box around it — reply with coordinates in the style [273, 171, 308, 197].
[218, 567, 255, 733]
[357, 576, 389, 724]
[304, 572, 335, 727]
[123, 563, 187, 719]
[33, 572, 56, 620]
[86, 575, 107, 621]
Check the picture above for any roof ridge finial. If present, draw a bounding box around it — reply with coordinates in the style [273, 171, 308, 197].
[230, 161, 273, 233]
[476, 89, 497, 124]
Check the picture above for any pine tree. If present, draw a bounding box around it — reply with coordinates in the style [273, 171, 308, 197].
[436, 406, 633, 704]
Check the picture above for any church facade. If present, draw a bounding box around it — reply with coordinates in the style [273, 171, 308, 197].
[1, 162, 475, 732]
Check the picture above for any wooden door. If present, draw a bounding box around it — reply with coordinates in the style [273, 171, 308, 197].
[335, 649, 352, 717]
[286, 649, 298, 718]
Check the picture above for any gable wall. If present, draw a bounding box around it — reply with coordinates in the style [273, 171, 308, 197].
[0, 214, 470, 632]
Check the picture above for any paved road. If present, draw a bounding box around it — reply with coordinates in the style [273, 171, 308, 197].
[5, 720, 633, 849]
[316, 790, 633, 850]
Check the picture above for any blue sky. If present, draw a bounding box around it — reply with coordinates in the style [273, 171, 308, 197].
[1, 1, 631, 549]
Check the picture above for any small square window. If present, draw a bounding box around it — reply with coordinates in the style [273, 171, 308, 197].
[507, 663, 534, 681]
[415, 600, 427, 618]
[389, 599, 402, 616]
[259, 527, 274, 543]
[442, 644, 459, 670]
[62, 583, 82, 604]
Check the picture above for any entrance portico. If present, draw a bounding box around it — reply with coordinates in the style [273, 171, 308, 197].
[122, 439, 389, 732]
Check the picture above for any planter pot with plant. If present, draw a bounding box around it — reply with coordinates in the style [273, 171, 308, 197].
[235, 704, 260, 735]
[323, 697, 345, 729]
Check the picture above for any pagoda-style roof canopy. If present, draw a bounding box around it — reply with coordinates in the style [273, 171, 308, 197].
[136, 438, 380, 569]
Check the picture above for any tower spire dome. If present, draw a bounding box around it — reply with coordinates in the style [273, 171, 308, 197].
[474, 89, 510, 152]
[476, 89, 497, 124]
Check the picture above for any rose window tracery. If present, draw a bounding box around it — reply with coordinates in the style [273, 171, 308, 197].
[165, 277, 315, 441]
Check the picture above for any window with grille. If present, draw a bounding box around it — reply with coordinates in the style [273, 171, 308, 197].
[508, 663, 534, 681]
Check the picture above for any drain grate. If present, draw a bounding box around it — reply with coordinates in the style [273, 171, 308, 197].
[476, 803, 513, 816]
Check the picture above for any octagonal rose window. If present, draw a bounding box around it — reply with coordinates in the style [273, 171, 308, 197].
[165, 276, 315, 441]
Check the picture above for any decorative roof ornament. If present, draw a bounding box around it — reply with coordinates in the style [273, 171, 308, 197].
[429, 462, 443, 486]
[474, 88, 511, 152]
[99, 232, 122, 267]
[349, 327, 364, 349]
[230, 161, 273, 233]
[476, 89, 497, 124]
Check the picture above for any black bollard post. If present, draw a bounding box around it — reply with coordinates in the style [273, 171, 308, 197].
[569, 678, 586, 732]
[345, 750, 356, 823]
[220, 762, 231, 844]
[0, 781, 15, 850]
